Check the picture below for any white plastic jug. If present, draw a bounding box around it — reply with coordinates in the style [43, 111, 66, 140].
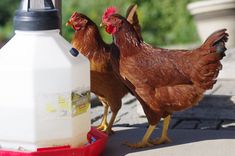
[0, 0, 91, 151]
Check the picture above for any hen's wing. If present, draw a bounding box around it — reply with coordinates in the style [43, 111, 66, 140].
[120, 49, 191, 89]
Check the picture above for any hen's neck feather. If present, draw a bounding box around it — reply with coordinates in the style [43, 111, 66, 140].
[113, 20, 143, 57]
[72, 23, 110, 60]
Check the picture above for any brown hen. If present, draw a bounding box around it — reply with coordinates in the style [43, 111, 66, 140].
[102, 12, 228, 147]
[66, 5, 140, 135]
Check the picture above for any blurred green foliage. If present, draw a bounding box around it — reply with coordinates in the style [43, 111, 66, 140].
[0, 0, 19, 42]
[0, 0, 199, 46]
[137, 0, 199, 45]
[62, 0, 133, 44]
[62, 0, 199, 46]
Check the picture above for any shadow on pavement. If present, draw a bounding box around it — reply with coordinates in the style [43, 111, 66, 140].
[102, 124, 235, 156]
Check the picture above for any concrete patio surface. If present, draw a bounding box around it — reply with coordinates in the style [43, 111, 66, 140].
[91, 48, 235, 156]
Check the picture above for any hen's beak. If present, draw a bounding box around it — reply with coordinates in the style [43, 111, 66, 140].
[100, 22, 104, 28]
[66, 21, 72, 26]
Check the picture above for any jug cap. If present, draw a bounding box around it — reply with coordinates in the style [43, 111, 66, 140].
[14, 0, 60, 31]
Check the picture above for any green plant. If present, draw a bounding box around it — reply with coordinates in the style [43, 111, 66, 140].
[139, 0, 199, 45]
[62, 0, 133, 43]
[62, 0, 199, 46]
[0, 0, 199, 46]
[0, 0, 19, 43]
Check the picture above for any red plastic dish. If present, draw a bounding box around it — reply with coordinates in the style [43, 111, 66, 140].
[0, 127, 108, 156]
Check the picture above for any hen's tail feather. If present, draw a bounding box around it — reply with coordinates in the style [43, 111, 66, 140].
[125, 4, 143, 41]
[192, 29, 228, 90]
[201, 29, 228, 55]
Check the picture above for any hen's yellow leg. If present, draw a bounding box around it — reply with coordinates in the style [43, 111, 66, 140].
[105, 111, 118, 135]
[124, 124, 156, 148]
[150, 115, 172, 145]
[97, 104, 109, 131]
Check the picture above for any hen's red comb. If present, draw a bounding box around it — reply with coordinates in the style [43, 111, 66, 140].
[102, 6, 117, 23]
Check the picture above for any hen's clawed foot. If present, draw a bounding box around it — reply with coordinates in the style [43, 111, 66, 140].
[150, 135, 171, 145]
[122, 124, 156, 148]
[123, 140, 153, 149]
[105, 128, 115, 135]
[96, 122, 108, 132]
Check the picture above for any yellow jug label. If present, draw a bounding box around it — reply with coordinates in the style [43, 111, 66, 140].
[72, 91, 90, 117]
[42, 90, 90, 119]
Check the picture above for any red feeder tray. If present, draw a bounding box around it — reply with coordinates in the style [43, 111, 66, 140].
[0, 127, 108, 156]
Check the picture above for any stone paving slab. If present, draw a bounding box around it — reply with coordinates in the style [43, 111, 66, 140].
[173, 120, 200, 129]
[102, 127, 235, 156]
[91, 93, 235, 128]
[173, 95, 235, 120]
[221, 120, 235, 130]
[197, 120, 221, 130]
